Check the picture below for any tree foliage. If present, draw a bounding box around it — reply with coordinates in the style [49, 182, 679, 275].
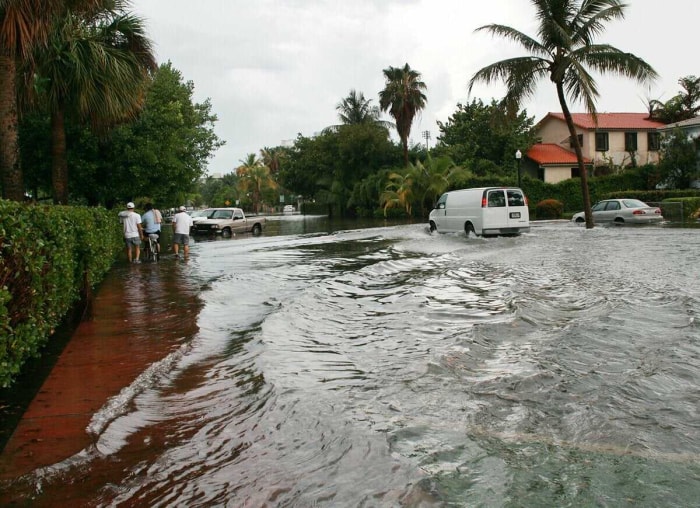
[28, 5, 156, 204]
[379, 63, 427, 167]
[433, 99, 537, 175]
[658, 128, 699, 189]
[650, 75, 700, 124]
[20, 61, 224, 207]
[280, 123, 401, 216]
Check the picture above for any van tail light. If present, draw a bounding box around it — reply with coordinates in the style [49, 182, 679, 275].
[524, 195, 528, 206]
[481, 197, 487, 208]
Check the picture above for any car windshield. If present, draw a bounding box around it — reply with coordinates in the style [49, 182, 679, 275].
[191, 209, 212, 218]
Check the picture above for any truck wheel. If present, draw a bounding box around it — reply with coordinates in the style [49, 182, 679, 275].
[222, 227, 232, 237]
[465, 222, 476, 237]
[252, 223, 262, 236]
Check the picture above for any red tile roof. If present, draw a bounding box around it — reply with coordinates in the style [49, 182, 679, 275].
[526, 143, 591, 165]
[544, 112, 664, 130]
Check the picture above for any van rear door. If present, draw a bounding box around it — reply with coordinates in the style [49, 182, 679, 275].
[505, 189, 529, 228]
[482, 189, 509, 231]
[482, 188, 529, 234]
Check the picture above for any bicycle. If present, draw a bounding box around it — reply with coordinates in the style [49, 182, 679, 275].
[143, 233, 160, 262]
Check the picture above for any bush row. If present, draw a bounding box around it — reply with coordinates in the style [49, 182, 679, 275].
[0, 201, 123, 387]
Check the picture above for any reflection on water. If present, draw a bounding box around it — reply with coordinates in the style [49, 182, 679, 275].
[2, 218, 699, 506]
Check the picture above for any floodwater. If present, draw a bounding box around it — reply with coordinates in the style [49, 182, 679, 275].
[1, 216, 699, 507]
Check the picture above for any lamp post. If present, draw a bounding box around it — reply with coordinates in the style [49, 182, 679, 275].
[515, 149, 522, 188]
[422, 130, 431, 150]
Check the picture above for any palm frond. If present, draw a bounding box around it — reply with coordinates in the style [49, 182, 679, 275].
[475, 24, 549, 58]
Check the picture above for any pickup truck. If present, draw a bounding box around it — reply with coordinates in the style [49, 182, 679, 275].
[190, 207, 265, 236]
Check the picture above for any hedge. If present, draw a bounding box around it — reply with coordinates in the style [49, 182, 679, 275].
[0, 201, 123, 387]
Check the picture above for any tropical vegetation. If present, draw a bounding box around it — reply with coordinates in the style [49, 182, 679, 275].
[379, 63, 427, 167]
[468, 0, 658, 228]
[650, 76, 700, 124]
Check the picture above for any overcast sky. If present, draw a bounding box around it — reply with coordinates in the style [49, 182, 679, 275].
[133, 0, 698, 175]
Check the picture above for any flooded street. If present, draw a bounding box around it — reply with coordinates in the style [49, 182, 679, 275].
[1, 217, 699, 506]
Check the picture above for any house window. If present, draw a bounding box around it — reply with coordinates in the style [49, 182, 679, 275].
[648, 132, 660, 151]
[571, 166, 580, 178]
[595, 132, 609, 151]
[569, 134, 583, 148]
[625, 132, 638, 151]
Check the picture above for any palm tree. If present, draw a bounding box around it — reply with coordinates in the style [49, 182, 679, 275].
[324, 89, 392, 133]
[31, 5, 155, 204]
[650, 75, 700, 123]
[0, 0, 103, 201]
[1, 1, 56, 200]
[237, 154, 277, 214]
[379, 63, 427, 167]
[468, 0, 657, 228]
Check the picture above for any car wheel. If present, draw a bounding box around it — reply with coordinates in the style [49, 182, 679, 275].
[614, 217, 625, 225]
[429, 222, 437, 233]
[222, 227, 232, 237]
[574, 217, 585, 223]
[465, 222, 476, 237]
[252, 223, 262, 236]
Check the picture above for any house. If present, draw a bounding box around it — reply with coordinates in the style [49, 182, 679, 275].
[657, 116, 700, 140]
[524, 143, 592, 184]
[525, 113, 665, 182]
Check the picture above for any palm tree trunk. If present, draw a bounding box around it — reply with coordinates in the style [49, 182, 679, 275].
[556, 83, 593, 229]
[0, 54, 25, 201]
[402, 138, 409, 167]
[51, 106, 69, 205]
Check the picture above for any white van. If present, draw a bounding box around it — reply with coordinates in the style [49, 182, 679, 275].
[429, 187, 530, 237]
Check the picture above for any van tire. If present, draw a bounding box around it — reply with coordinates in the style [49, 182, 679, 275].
[464, 222, 476, 237]
[429, 221, 437, 233]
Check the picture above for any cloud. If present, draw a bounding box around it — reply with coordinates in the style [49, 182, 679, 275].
[134, 0, 699, 174]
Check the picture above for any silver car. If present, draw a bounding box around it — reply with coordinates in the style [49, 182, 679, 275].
[572, 199, 663, 225]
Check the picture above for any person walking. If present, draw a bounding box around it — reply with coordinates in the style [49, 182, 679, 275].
[141, 203, 162, 253]
[172, 205, 193, 259]
[118, 202, 143, 263]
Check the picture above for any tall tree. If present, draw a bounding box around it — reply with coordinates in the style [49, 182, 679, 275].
[434, 98, 537, 175]
[31, 5, 156, 204]
[650, 75, 700, 124]
[379, 63, 427, 167]
[236, 154, 277, 214]
[0, 0, 53, 200]
[468, 0, 657, 229]
[0, 0, 103, 201]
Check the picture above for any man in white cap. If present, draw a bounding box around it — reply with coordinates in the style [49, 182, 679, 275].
[118, 202, 143, 263]
[172, 205, 193, 258]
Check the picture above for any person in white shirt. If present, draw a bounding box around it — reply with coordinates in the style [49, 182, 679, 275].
[172, 205, 194, 258]
[118, 202, 143, 263]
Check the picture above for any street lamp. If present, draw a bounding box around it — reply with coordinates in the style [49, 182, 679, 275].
[515, 149, 522, 188]
[422, 130, 431, 150]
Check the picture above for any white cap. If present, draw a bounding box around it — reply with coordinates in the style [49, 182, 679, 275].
[179, 205, 186, 211]
[126, 202, 135, 209]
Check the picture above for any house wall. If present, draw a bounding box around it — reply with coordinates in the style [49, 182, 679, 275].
[544, 166, 575, 184]
[537, 117, 661, 169]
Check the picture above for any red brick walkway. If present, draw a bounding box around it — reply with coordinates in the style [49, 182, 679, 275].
[0, 261, 201, 481]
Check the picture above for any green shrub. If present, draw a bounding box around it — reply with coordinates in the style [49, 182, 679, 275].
[0, 201, 122, 387]
[660, 197, 700, 221]
[535, 199, 564, 219]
